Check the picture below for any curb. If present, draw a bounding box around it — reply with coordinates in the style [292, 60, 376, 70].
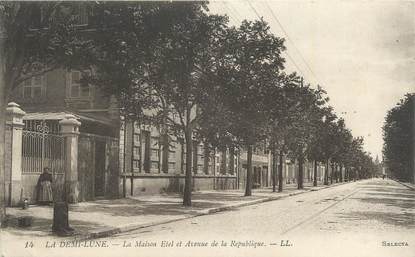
[74, 181, 353, 240]
[393, 179, 415, 191]
[204, 181, 350, 215]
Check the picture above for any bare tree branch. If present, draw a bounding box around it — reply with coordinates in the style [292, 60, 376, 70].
[14, 63, 59, 88]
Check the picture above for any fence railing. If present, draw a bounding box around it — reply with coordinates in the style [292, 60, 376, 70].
[22, 130, 66, 174]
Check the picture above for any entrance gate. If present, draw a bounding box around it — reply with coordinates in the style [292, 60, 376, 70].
[22, 123, 66, 200]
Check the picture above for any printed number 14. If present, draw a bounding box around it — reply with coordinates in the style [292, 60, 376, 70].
[25, 241, 34, 248]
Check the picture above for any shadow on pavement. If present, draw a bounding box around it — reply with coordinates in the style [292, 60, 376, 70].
[338, 210, 415, 228]
[69, 191, 273, 217]
[70, 200, 226, 217]
[339, 179, 415, 228]
[4, 216, 108, 237]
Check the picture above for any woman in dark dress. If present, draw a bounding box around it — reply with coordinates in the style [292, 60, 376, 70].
[37, 167, 53, 205]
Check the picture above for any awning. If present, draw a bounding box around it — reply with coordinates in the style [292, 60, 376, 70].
[23, 111, 115, 127]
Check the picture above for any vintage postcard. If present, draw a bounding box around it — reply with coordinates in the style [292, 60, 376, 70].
[0, 1, 414, 257]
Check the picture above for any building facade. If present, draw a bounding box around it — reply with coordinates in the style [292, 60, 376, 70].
[119, 119, 240, 196]
[9, 68, 121, 204]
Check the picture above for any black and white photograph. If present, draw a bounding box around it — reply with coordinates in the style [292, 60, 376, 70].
[0, 1, 414, 257]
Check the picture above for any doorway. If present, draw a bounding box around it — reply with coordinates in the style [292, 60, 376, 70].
[94, 140, 106, 197]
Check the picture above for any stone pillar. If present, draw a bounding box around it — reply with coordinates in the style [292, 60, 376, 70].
[5, 102, 25, 206]
[59, 114, 81, 203]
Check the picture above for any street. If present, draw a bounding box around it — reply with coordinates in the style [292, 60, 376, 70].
[113, 179, 414, 238]
[3, 179, 414, 257]
[108, 179, 415, 257]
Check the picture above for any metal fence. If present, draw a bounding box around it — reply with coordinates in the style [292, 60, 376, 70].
[22, 129, 66, 175]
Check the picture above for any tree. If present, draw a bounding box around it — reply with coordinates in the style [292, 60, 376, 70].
[331, 119, 353, 182]
[144, 2, 228, 206]
[306, 104, 333, 187]
[78, 2, 178, 122]
[210, 19, 286, 196]
[310, 108, 340, 185]
[266, 73, 304, 192]
[284, 83, 327, 190]
[383, 94, 414, 182]
[343, 137, 364, 181]
[77, 2, 229, 206]
[0, 2, 85, 226]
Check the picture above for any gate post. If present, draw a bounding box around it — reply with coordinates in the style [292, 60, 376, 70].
[6, 102, 26, 206]
[59, 114, 81, 203]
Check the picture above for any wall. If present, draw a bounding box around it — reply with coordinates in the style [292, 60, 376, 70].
[78, 133, 120, 201]
[10, 68, 112, 111]
[106, 137, 120, 198]
[78, 136, 95, 201]
[20, 173, 65, 204]
[122, 175, 237, 196]
[21, 174, 39, 204]
[119, 120, 239, 196]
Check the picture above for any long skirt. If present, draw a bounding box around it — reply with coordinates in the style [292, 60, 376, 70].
[38, 181, 53, 203]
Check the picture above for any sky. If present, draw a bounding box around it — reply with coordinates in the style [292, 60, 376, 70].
[208, 0, 415, 159]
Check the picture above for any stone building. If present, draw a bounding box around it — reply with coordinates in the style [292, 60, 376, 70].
[9, 68, 120, 204]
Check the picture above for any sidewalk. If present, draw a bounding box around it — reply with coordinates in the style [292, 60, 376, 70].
[4, 181, 348, 240]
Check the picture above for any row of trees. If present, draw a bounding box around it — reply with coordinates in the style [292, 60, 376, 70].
[383, 94, 415, 182]
[0, 2, 377, 224]
[80, 2, 376, 204]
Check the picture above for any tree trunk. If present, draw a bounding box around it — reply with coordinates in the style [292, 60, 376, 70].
[212, 148, 216, 190]
[272, 149, 277, 192]
[344, 167, 347, 182]
[335, 163, 339, 183]
[324, 159, 329, 185]
[52, 202, 74, 236]
[183, 128, 193, 206]
[346, 167, 349, 182]
[336, 164, 341, 183]
[244, 144, 253, 196]
[297, 156, 304, 190]
[353, 169, 356, 181]
[339, 164, 343, 182]
[313, 160, 318, 186]
[203, 142, 210, 175]
[52, 202, 69, 232]
[347, 167, 350, 182]
[330, 162, 334, 184]
[308, 162, 311, 182]
[278, 150, 283, 192]
[0, 16, 7, 226]
[229, 146, 235, 175]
